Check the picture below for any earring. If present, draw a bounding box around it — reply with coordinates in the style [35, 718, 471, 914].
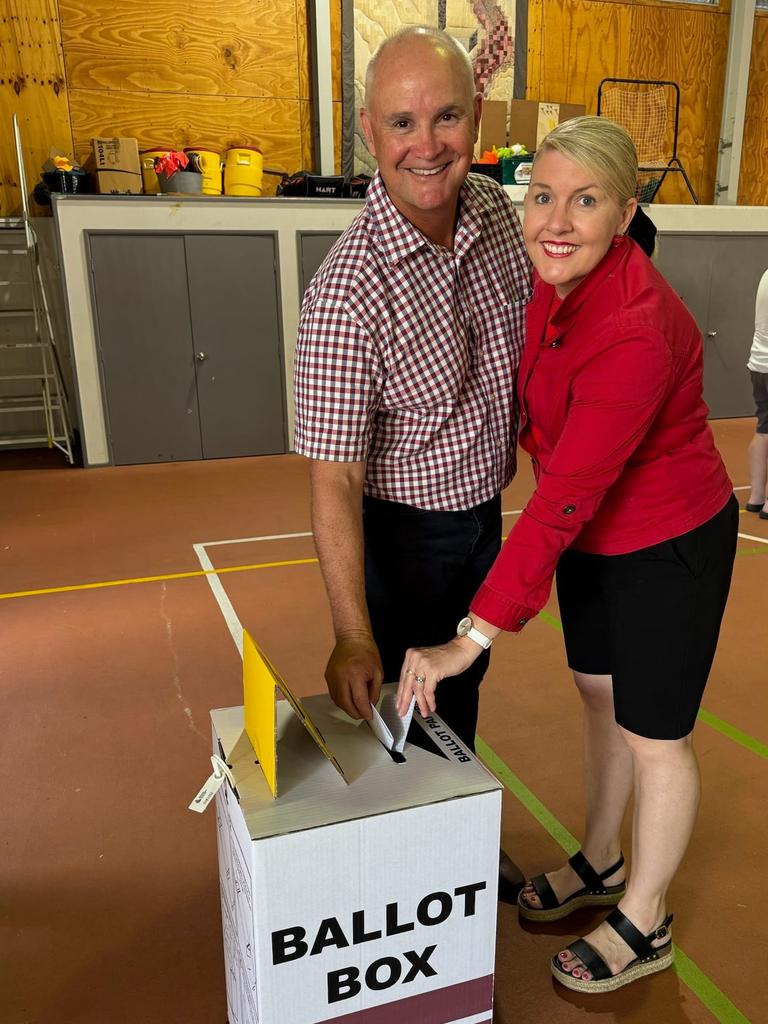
[612, 234, 625, 247]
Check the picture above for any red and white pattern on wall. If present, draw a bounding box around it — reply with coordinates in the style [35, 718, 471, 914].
[353, 0, 517, 175]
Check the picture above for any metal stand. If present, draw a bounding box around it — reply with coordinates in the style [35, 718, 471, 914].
[0, 115, 74, 463]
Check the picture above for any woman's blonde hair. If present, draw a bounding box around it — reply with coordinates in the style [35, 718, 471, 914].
[535, 115, 638, 206]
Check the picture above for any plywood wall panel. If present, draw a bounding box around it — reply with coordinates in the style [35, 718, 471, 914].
[628, 5, 729, 203]
[527, 0, 629, 107]
[527, 0, 730, 204]
[296, 0, 311, 101]
[68, 90, 304, 177]
[330, 0, 342, 102]
[0, 0, 73, 216]
[739, 13, 768, 206]
[57, 0, 300, 98]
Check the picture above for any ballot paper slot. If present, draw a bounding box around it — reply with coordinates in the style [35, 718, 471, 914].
[377, 743, 407, 765]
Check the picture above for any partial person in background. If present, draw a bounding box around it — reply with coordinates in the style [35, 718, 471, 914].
[745, 268, 768, 518]
[626, 204, 657, 258]
[397, 116, 738, 993]
[293, 27, 530, 899]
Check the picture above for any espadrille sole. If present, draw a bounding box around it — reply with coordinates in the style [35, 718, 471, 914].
[551, 944, 674, 993]
[517, 884, 626, 922]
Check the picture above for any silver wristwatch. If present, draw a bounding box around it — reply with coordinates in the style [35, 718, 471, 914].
[456, 616, 493, 650]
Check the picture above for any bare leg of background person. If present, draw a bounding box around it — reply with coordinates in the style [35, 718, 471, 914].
[747, 432, 768, 510]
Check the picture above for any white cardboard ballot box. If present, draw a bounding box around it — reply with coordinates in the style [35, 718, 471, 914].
[211, 685, 502, 1024]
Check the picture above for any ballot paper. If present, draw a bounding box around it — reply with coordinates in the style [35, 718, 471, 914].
[369, 691, 416, 753]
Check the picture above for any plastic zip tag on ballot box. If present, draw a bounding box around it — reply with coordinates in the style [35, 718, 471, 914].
[188, 754, 235, 813]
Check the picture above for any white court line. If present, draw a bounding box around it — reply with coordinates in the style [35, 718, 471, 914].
[193, 486, 762, 650]
[200, 531, 312, 548]
[193, 542, 244, 656]
[738, 531, 768, 544]
[444, 1012, 492, 1024]
[197, 488, 751, 543]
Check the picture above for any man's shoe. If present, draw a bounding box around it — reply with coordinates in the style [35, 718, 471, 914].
[499, 849, 525, 904]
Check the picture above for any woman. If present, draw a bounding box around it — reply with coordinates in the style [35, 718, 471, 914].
[396, 116, 738, 994]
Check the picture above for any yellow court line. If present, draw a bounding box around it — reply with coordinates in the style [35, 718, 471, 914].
[5, 516, 767, 601]
[0, 558, 320, 601]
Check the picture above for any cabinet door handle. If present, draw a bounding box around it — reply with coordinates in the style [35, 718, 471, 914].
[196, 351, 207, 361]
[706, 331, 717, 338]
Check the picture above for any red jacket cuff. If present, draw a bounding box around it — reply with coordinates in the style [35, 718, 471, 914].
[470, 584, 537, 633]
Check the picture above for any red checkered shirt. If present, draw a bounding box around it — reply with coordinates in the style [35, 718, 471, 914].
[293, 172, 530, 511]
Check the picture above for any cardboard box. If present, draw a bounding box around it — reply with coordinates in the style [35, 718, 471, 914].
[509, 100, 586, 153]
[211, 680, 502, 1024]
[478, 99, 509, 155]
[85, 137, 142, 194]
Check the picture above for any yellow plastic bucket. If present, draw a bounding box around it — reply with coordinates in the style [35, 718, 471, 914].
[224, 147, 263, 196]
[185, 148, 223, 195]
[140, 147, 171, 194]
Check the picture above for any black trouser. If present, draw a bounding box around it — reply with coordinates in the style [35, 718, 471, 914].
[363, 493, 502, 751]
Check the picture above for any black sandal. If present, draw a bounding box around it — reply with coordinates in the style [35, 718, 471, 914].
[517, 850, 626, 922]
[551, 908, 675, 993]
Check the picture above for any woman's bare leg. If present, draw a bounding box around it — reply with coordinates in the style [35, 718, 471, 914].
[521, 672, 632, 907]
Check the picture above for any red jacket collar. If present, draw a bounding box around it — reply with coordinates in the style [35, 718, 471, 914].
[529, 236, 631, 346]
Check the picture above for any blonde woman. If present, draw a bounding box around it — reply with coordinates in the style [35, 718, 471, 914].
[397, 116, 737, 993]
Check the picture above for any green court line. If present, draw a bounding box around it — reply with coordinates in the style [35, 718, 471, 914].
[476, 738, 578, 856]
[696, 709, 768, 759]
[475, 736, 752, 1024]
[538, 609, 563, 632]
[535, 608, 768, 759]
[673, 950, 752, 1024]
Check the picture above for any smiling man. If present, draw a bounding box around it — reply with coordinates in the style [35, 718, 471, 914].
[293, 26, 530, 897]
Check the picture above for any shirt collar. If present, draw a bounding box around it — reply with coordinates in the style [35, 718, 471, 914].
[365, 171, 493, 264]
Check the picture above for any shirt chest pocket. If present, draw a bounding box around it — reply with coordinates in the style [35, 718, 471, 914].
[472, 297, 528, 369]
[383, 325, 471, 411]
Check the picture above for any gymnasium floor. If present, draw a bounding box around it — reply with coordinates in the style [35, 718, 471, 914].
[2, 417, 766, 1024]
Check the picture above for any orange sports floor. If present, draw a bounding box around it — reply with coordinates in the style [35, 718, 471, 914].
[1, 416, 766, 1024]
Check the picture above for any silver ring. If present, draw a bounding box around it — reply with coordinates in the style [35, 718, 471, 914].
[414, 674, 426, 685]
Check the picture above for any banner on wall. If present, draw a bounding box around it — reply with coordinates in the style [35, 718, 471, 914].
[343, 0, 526, 177]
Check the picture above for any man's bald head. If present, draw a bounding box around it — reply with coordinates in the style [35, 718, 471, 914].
[364, 27, 476, 113]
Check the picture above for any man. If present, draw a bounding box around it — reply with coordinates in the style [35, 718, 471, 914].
[294, 27, 529, 895]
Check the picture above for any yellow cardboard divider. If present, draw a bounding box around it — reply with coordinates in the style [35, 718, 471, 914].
[242, 630, 347, 798]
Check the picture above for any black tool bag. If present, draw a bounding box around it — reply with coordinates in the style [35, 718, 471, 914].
[277, 172, 346, 198]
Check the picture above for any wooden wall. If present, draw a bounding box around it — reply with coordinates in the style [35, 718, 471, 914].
[527, 0, 732, 204]
[2, 0, 764, 214]
[0, 0, 313, 214]
[0, 1, 74, 215]
[739, 11, 768, 206]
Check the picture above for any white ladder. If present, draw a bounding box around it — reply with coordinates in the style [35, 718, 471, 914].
[0, 115, 74, 463]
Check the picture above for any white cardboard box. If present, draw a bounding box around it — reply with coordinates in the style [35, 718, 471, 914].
[211, 685, 502, 1024]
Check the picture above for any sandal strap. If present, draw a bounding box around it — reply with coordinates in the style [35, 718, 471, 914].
[605, 908, 673, 961]
[567, 850, 605, 891]
[528, 871, 560, 910]
[564, 939, 613, 981]
[567, 850, 624, 892]
[600, 853, 625, 881]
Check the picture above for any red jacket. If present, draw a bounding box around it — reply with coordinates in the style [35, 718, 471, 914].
[471, 237, 733, 632]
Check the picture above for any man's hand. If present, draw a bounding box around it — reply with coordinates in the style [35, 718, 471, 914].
[325, 635, 384, 720]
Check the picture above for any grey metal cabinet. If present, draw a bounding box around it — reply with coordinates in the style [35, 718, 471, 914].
[88, 232, 286, 465]
[655, 234, 765, 418]
[298, 232, 342, 296]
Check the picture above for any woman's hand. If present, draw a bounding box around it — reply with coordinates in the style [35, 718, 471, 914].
[396, 637, 482, 719]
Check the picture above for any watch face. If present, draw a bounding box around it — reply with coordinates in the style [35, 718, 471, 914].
[457, 616, 473, 637]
